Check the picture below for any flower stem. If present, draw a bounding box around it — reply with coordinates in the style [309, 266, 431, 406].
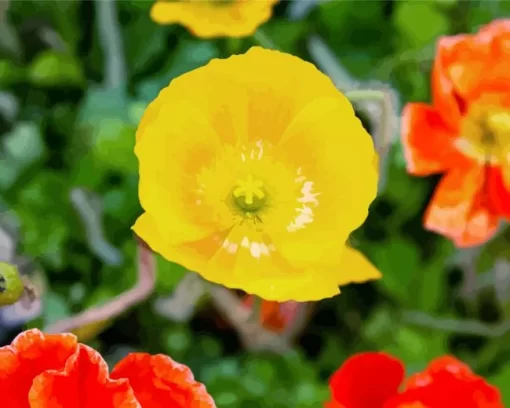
[253, 29, 279, 50]
[249, 295, 263, 324]
[95, 0, 127, 91]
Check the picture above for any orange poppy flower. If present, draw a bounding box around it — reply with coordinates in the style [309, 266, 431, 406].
[326, 352, 503, 408]
[401, 19, 510, 247]
[150, 0, 279, 39]
[242, 295, 300, 333]
[0, 329, 215, 407]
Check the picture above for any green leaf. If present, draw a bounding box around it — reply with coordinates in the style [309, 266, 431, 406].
[263, 21, 308, 54]
[123, 12, 168, 75]
[28, 50, 85, 87]
[156, 256, 188, 293]
[416, 239, 454, 311]
[488, 365, 510, 407]
[2, 122, 46, 167]
[368, 238, 420, 305]
[137, 39, 219, 102]
[42, 291, 71, 326]
[78, 88, 140, 174]
[91, 117, 137, 173]
[0, 59, 25, 87]
[394, 1, 450, 50]
[14, 172, 72, 268]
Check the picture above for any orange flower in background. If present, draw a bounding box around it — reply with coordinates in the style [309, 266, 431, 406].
[401, 19, 510, 247]
[150, 0, 279, 39]
[0, 329, 215, 408]
[326, 352, 503, 408]
[242, 295, 301, 333]
[133, 47, 380, 302]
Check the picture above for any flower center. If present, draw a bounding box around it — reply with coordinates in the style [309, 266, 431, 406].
[457, 102, 510, 164]
[232, 174, 267, 213]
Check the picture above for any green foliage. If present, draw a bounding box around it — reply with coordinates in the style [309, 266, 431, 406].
[1, 0, 509, 405]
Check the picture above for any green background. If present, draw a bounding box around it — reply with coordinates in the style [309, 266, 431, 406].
[1, 0, 509, 406]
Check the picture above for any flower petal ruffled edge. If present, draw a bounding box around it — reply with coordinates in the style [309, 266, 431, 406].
[111, 353, 216, 408]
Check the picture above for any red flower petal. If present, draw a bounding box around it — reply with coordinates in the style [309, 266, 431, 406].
[327, 352, 405, 408]
[404, 356, 473, 390]
[28, 344, 140, 408]
[401, 103, 464, 176]
[0, 329, 78, 408]
[486, 166, 510, 220]
[423, 164, 500, 247]
[384, 360, 504, 408]
[111, 353, 216, 408]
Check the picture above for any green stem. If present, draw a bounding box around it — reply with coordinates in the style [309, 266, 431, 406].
[248, 295, 263, 324]
[253, 29, 279, 50]
[345, 89, 385, 102]
[95, 0, 127, 91]
[402, 310, 510, 338]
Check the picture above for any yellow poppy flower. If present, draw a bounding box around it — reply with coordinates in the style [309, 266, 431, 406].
[150, 0, 278, 39]
[133, 47, 381, 302]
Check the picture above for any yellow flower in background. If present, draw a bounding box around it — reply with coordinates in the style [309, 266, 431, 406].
[150, 0, 278, 39]
[133, 47, 380, 302]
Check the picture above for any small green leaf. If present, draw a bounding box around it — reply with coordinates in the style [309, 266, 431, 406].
[91, 117, 138, 173]
[156, 256, 188, 293]
[28, 50, 85, 87]
[2, 122, 46, 167]
[42, 291, 71, 325]
[0, 59, 25, 87]
[368, 238, 420, 305]
[394, 1, 450, 50]
[488, 365, 510, 407]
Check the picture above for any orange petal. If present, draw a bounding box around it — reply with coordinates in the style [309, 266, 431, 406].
[431, 34, 472, 127]
[243, 295, 301, 333]
[0, 329, 78, 408]
[401, 103, 463, 176]
[28, 344, 140, 408]
[424, 164, 500, 247]
[111, 353, 216, 408]
[328, 352, 404, 408]
[432, 21, 510, 115]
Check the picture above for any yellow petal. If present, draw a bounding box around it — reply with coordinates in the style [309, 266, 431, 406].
[268, 96, 378, 266]
[150, 0, 278, 39]
[334, 246, 382, 286]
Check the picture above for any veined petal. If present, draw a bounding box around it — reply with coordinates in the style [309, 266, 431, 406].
[328, 352, 405, 408]
[269, 97, 378, 265]
[401, 103, 463, 176]
[150, 0, 278, 39]
[29, 344, 140, 408]
[424, 164, 500, 247]
[134, 99, 222, 245]
[111, 353, 216, 408]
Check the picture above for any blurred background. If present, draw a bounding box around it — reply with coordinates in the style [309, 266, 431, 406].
[1, 0, 510, 406]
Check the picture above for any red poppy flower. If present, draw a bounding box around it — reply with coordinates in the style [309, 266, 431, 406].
[326, 352, 503, 408]
[242, 295, 301, 333]
[0, 329, 216, 408]
[401, 19, 510, 247]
